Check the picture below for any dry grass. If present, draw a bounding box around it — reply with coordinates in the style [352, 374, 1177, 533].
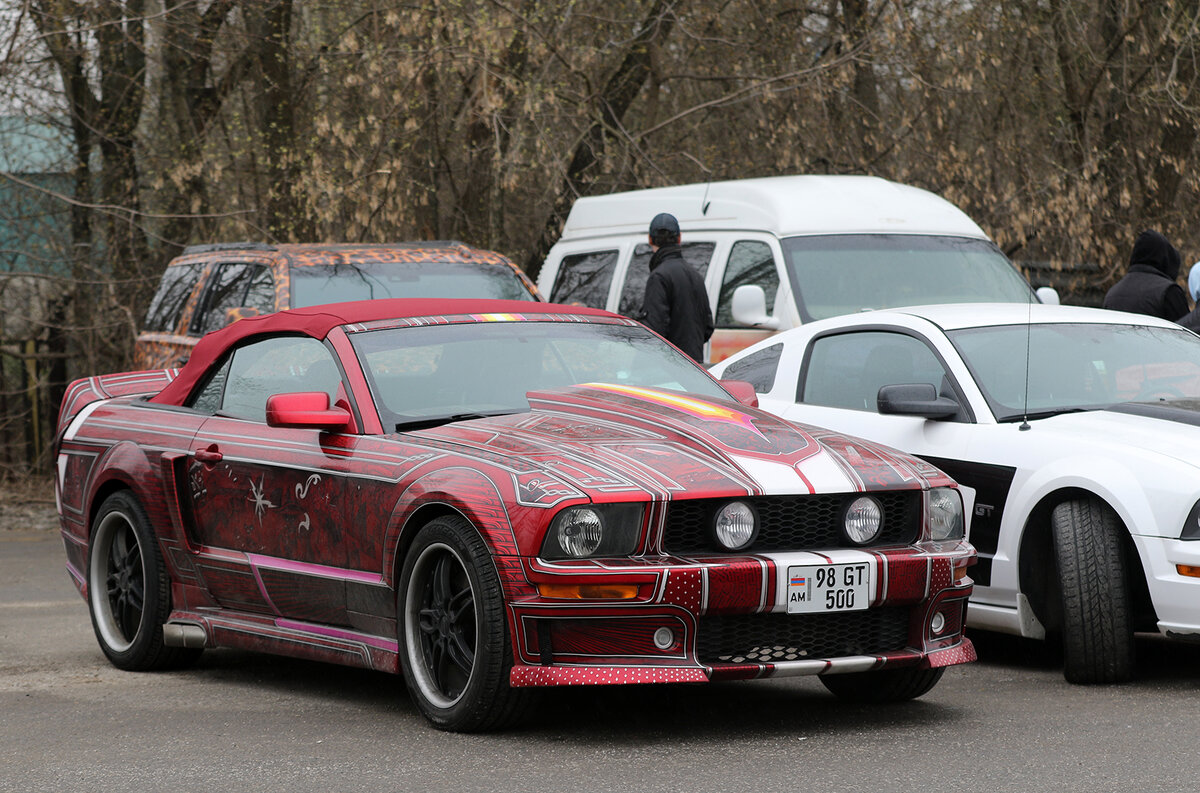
[0, 474, 58, 532]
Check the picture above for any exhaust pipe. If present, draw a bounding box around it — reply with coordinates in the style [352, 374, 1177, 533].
[162, 622, 208, 648]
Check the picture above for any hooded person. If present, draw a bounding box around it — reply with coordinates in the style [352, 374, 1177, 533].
[1103, 229, 1188, 321]
[641, 212, 714, 362]
[1178, 264, 1200, 333]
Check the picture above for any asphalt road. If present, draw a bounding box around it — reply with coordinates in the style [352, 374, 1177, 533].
[4, 524, 1199, 793]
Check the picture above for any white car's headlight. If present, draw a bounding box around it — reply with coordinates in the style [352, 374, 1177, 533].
[842, 496, 883, 545]
[542, 504, 644, 559]
[928, 487, 965, 541]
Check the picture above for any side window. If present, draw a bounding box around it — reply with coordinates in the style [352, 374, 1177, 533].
[143, 262, 204, 333]
[190, 263, 275, 336]
[550, 251, 618, 308]
[189, 336, 339, 422]
[722, 343, 783, 393]
[619, 242, 716, 318]
[716, 241, 779, 327]
[802, 331, 948, 412]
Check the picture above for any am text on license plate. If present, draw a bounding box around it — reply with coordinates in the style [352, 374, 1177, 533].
[787, 562, 870, 614]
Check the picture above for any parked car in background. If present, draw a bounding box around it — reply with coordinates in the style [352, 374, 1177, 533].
[538, 175, 1058, 363]
[56, 298, 975, 731]
[711, 303, 1200, 684]
[134, 242, 540, 369]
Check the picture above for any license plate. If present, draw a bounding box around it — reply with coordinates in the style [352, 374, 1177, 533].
[787, 562, 870, 614]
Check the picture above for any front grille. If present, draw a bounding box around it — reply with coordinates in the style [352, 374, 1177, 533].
[662, 492, 921, 555]
[696, 607, 911, 664]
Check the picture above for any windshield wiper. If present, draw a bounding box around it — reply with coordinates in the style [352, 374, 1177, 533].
[395, 411, 518, 432]
[1000, 407, 1096, 423]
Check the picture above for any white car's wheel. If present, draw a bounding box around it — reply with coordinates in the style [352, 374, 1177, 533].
[1051, 498, 1134, 684]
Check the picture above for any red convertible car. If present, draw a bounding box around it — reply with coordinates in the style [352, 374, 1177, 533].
[55, 298, 975, 731]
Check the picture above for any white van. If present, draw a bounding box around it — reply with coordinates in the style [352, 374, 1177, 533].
[538, 175, 1056, 362]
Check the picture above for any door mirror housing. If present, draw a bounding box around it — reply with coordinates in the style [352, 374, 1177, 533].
[1035, 286, 1060, 305]
[877, 383, 960, 420]
[265, 392, 352, 430]
[731, 285, 781, 330]
[720, 379, 759, 408]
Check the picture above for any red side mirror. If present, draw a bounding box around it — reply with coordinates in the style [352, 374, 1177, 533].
[265, 392, 352, 430]
[720, 379, 759, 408]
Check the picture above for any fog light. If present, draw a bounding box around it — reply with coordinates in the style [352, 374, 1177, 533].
[842, 496, 883, 545]
[930, 611, 947, 635]
[653, 627, 675, 650]
[713, 501, 758, 550]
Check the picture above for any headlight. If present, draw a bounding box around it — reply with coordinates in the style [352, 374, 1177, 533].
[842, 496, 883, 545]
[713, 501, 758, 550]
[928, 487, 964, 541]
[541, 504, 644, 560]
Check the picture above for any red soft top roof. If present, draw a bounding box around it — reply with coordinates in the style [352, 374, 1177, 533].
[150, 298, 616, 406]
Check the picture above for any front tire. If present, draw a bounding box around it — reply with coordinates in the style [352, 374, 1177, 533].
[820, 666, 945, 702]
[87, 491, 200, 670]
[398, 515, 533, 731]
[1051, 498, 1134, 684]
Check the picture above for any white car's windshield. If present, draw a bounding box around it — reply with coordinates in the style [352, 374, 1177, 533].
[349, 319, 730, 429]
[782, 235, 1035, 321]
[290, 261, 535, 305]
[948, 322, 1200, 420]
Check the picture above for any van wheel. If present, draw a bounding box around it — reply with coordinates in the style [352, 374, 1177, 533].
[1051, 498, 1134, 684]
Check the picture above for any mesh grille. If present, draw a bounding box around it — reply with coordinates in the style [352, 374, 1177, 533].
[696, 607, 911, 664]
[663, 492, 921, 555]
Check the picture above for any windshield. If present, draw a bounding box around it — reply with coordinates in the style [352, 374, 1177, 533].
[290, 261, 535, 306]
[349, 320, 730, 428]
[782, 234, 1035, 321]
[948, 322, 1200, 421]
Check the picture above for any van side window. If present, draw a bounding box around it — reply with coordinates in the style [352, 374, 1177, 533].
[619, 242, 715, 318]
[190, 263, 275, 336]
[721, 343, 783, 393]
[550, 250, 618, 308]
[144, 262, 204, 333]
[716, 241, 779, 327]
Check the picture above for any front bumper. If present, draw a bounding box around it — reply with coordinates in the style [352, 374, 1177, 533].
[507, 545, 975, 686]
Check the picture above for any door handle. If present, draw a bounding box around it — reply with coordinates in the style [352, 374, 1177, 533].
[194, 445, 223, 464]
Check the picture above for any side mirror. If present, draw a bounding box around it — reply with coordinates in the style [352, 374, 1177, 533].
[265, 391, 352, 430]
[224, 306, 264, 327]
[1035, 286, 1060, 305]
[720, 379, 759, 408]
[877, 383, 960, 420]
[731, 285, 782, 330]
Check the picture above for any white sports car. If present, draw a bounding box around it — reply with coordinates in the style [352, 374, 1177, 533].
[711, 303, 1200, 684]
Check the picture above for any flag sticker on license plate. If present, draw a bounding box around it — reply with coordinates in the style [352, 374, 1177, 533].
[787, 562, 871, 614]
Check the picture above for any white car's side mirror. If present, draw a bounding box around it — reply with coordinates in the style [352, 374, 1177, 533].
[1036, 286, 1060, 305]
[731, 285, 781, 329]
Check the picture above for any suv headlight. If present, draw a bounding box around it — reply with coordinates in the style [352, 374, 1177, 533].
[928, 487, 964, 541]
[541, 503, 644, 560]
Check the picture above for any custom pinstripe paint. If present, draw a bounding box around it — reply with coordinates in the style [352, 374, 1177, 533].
[59, 298, 975, 726]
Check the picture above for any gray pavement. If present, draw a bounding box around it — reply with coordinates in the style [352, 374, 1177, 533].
[3, 520, 1199, 793]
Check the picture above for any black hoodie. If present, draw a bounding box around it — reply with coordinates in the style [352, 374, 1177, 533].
[1102, 229, 1188, 321]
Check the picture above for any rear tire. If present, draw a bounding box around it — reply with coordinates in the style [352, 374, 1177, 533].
[398, 515, 535, 731]
[820, 666, 945, 702]
[1051, 498, 1134, 684]
[87, 491, 201, 671]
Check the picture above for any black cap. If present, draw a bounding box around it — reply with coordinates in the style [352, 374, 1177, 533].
[649, 212, 680, 236]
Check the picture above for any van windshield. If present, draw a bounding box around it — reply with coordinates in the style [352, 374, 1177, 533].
[781, 234, 1035, 322]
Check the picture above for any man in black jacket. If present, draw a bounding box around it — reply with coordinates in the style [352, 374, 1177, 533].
[642, 213, 714, 362]
[1103, 229, 1188, 321]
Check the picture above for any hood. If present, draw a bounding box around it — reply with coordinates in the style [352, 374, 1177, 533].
[1129, 229, 1181, 280]
[408, 385, 951, 505]
[1022, 403, 1200, 469]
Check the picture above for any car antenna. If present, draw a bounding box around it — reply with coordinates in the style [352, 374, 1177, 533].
[1020, 294, 1033, 431]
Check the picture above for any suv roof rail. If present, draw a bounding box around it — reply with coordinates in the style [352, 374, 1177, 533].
[181, 241, 277, 255]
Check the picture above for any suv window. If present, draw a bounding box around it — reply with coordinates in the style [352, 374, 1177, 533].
[618, 242, 715, 318]
[190, 263, 275, 336]
[716, 241, 778, 327]
[550, 250, 618, 308]
[191, 335, 338, 422]
[144, 262, 204, 333]
[289, 260, 536, 306]
[801, 331, 948, 411]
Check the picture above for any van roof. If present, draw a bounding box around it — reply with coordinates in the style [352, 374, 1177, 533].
[557, 175, 989, 241]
